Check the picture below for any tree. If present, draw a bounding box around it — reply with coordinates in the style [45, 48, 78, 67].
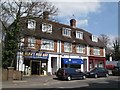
[99, 34, 110, 60]
[112, 39, 120, 61]
[1, 0, 58, 68]
[99, 34, 110, 49]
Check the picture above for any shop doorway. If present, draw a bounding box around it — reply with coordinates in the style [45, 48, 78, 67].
[31, 61, 41, 75]
[83, 59, 87, 72]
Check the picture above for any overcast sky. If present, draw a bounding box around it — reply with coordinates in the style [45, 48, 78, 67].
[48, 0, 119, 42]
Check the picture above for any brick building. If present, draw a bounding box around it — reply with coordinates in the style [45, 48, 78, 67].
[16, 13, 106, 76]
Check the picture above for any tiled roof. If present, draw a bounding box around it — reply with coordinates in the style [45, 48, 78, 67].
[19, 17, 105, 47]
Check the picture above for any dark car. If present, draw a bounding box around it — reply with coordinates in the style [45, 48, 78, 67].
[112, 66, 120, 76]
[56, 68, 86, 81]
[86, 67, 109, 78]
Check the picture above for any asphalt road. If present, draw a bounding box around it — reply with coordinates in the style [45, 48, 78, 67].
[2, 76, 120, 89]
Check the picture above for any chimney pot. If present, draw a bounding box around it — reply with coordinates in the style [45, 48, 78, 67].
[43, 11, 49, 20]
[70, 19, 76, 28]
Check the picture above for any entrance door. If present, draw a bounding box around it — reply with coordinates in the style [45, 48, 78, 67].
[31, 61, 41, 75]
[83, 59, 87, 72]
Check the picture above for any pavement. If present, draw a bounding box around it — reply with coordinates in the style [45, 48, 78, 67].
[2, 75, 56, 88]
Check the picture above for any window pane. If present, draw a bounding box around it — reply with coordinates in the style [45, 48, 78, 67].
[63, 27, 71, 37]
[42, 23, 52, 33]
[76, 45, 85, 53]
[41, 39, 54, 50]
[28, 37, 35, 47]
[93, 48, 100, 55]
[76, 31, 83, 39]
[64, 42, 72, 52]
[28, 20, 36, 29]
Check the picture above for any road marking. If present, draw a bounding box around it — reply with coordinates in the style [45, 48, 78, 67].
[13, 81, 28, 83]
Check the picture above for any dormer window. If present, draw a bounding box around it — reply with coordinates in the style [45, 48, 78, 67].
[42, 23, 52, 33]
[92, 35, 98, 42]
[28, 19, 36, 29]
[62, 27, 71, 37]
[76, 31, 83, 39]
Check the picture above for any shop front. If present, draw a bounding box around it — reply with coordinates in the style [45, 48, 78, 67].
[23, 51, 49, 76]
[61, 58, 84, 70]
[88, 56, 106, 71]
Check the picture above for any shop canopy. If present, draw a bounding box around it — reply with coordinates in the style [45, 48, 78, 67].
[62, 58, 84, 64]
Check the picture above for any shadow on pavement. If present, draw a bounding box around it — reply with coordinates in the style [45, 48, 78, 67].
[2, 77, 120, 90]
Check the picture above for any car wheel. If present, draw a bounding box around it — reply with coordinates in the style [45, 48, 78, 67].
[82, 75, 86, 79]
[67, 76, 71, 81]
[106, 74, 109, 77]
[95, 74, 98, 78]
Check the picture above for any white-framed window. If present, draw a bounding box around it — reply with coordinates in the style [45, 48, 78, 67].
[62, 27, 71, 37]
[28, 19, 36, 29]
[76, 44, 85, 53]
[76, 31, 83, 39]
[64, 42, 72, 52]
[92, 35, 98, 42]
[42, 23, 52, 33]
[28, 37, 36, 48]
[93, 47, 100, 55]
[41, 39, 54, 50]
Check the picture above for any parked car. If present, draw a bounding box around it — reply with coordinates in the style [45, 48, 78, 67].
[56, 68, 86, 81]
[86, 67, 109, 78]
[112, 66, 120, 76]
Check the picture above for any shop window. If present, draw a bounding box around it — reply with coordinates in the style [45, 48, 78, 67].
[99, 62, 103, 67]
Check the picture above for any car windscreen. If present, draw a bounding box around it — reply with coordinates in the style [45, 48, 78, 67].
[90, 68, 97, 72]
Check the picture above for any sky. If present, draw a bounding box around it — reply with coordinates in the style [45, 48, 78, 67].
[0, 0, 119, 43]
[48, 0, 119, 41]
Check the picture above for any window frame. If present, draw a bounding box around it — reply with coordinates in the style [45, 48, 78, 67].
[42, 23, 52, 33]
[76, 44, 85, 53]
[64, 42, 72, 52]
[62, 27, 71, 37]
[92, 35, 98, 42]
[28, 37, 36, 48]
[27, 19, 36, 30]
[41, 39, 54, 51]
[76, 31, 83, 39]
[93, 47, 100, 55]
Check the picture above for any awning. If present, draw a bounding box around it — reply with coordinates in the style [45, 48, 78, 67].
[61, 58, 84, 64]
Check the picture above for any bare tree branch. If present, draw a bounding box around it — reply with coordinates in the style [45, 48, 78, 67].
[1, 0, 58, 31]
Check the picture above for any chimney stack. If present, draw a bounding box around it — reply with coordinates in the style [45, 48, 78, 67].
[70, 19, 76, 28]
[43, 11, 49, 20]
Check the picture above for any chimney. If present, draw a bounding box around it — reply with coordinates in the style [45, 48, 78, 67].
[43, 11, 49, 20]
[70, 19, 76, 28]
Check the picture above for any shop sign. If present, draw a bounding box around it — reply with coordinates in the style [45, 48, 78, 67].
[24, 52, 49, 59]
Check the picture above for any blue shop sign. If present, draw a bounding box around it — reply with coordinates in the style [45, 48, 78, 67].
[24, 52, 49, 59]
[62, 58, 84, 64]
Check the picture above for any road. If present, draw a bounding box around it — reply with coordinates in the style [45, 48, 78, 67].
[2, 76, 120, 89]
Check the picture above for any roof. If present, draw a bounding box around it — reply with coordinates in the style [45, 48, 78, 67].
[19, 17, 105, 47]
